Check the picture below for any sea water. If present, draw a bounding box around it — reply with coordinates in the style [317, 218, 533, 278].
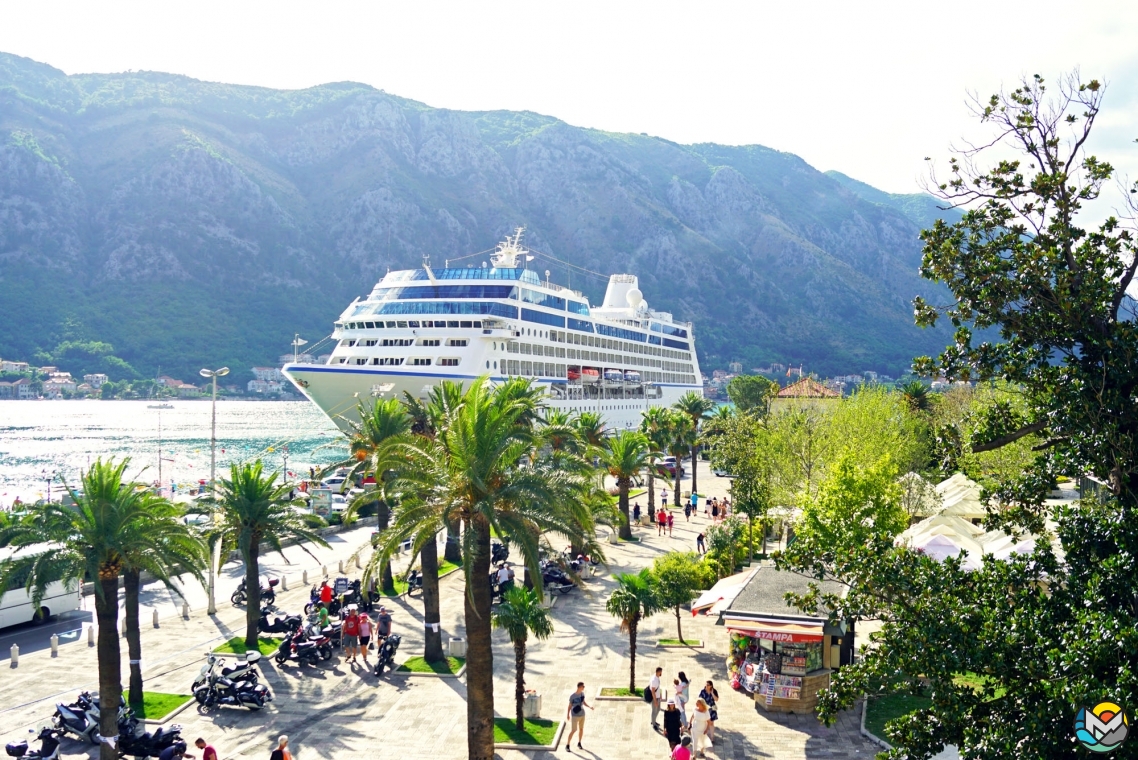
[0, 400, 344, 506]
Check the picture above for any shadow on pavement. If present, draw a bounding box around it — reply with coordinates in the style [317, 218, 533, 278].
[0, 610, 92, 659]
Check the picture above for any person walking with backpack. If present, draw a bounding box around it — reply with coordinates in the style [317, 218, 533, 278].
[564, 681, 594, 751]
[647, 666, 663, 730]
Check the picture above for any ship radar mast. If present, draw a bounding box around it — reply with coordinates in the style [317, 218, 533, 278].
[490, 227, 533, 269]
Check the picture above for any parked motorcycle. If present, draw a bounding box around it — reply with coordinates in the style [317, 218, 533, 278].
[51, 692, 122, 745]
[491, 541, 509, 564]
[373, 633, 402, 676]
[404, 570, 423, 597]
[274, 629, 332, 667]
[540, 560, 574, 595]
[231, 577, 278, 607]
[5, 726, 63, 760]
[117, 727, 184, 760]
[193, 665, 271, 711]
[306, 618, 342, 649]
[258, 609, 302, 634]
[192, 652, 261, 697]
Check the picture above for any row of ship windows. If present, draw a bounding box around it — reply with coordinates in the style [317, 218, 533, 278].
[335, 357, 462, 367]
[503, 361, 696, 385]
[340, 338, 468, 348]
[538, 331, 691, 361]
[340, 319, 486, 330]
[505, 342, 693, 374]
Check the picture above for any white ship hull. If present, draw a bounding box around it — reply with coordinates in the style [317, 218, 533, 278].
[283, 363, 699, 433]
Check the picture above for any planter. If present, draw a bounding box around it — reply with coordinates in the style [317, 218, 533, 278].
[595, 686, 646, 701]
[655, 639, 704, 648]
[494, 719, 565, 751]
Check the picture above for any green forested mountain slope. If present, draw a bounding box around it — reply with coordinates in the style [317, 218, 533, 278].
[0, 52, 955, 383]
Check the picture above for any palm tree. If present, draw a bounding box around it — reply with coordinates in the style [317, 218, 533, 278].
[673, 391, 715, 497]
[640, 406, 672, 520]
[599, 431, 651, 540]
[573, 411, 607, 450]
[213, 461, 329, 648]
[405, 383, 466, 564]
[123, 498, 207, 705]
[665, 412, 697, 507]
[383, 378, 589, 759]
[0, 459, 205, 760]
[900, 380, 931, 413]
[333, 398, 412, 593]
[605, 569, 661, 692]
[492, 586, 554, 730]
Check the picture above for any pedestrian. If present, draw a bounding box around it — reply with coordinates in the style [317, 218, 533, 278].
[342, 605, 361, 664]
[633, 502, 641, 525]
[676, 671, 691, 727]
[269, 736, 292, 760]
[690, 699, 712, 757]
[649, 666, 663, 730]
[683, 503, 691, 521]
[667, 511, 674, 537]
[662, 488, 668, 505]
[358, 610, 373, 665]
[496, 562, 513, 596]
[564, 681, 594, 751]
[672, 736, 693, 760]
[376, 605, 392, 641]
[690, 491, 698, 514]
[194, 739, 217, 760]
[663, 700, 683, 749]
[711, 502, 719, 522]
[699, 681, 720, 740]
[309, 466, 315, 480]
[657, 509, 666, 536]
[159, 742, 191, 760]
[316, 604, 330, 630]
[704, 498, 711, 518]
[696, 532, 705, 555]
[319, 579, 333, 610]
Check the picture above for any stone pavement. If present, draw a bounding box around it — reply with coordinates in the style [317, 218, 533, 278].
[0, 460, 880, 760]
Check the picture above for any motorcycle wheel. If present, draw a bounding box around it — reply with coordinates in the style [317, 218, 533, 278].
[303, 602, 315, 615]
[319, 645, 333, 661]
[88, 731, 101, 746]
[194, 689, 210, 705]
[275, 653, 288, 666]
[559, 584, 572, 595]
[231, 591, 244, 606]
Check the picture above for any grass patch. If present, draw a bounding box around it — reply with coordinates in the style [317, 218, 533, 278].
[864, 694, 932, 740]
[493, 717, 558, 746]
[126, 692, 191, 720]
[952, 672, 1007, 699]
[629, 488, 647, 498]
[397, 655, 465, 674]
[600, 687, 643, 697]
[384, 560, 463, 596]
[214, 636, 281, 656]
[657, 638, 701, 646]
[618, 536, 641, 543]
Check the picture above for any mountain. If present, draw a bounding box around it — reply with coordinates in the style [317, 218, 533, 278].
[0, 51, 958, 384]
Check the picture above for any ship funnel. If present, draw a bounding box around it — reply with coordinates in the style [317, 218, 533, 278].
[602, 274, 639, 309]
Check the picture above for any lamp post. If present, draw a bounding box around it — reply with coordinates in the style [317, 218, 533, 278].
[199, 366, 230, 615]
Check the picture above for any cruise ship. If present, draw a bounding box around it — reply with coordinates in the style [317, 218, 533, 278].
[283, 230, 702, 432]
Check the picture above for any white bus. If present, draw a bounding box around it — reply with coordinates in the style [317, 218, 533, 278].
[0, 544, 83, 629]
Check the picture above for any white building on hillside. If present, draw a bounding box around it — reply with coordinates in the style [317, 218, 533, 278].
[252, 367, 284, 382]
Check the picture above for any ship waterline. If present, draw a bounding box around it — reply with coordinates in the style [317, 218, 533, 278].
[284, 230, 702, 431]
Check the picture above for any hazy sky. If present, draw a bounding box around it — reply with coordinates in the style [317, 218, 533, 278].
[2, 1, 1136, 197]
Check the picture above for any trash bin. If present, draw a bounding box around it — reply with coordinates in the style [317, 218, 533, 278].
[607, 530, 619, 545]
[523, 691, 542, 718]
[449, 637, 467, 658]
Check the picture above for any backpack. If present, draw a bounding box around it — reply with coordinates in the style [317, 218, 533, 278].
[643, 685, 654, 703]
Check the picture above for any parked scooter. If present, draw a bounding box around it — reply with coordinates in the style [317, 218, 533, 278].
[258, 609, 302, 634]
[193, 660, 272, 711]
[404, 570, 423, 596]
[51, 691, 122, 745]
[5, 726, 63, 760]
[274, 629, 332, 667]
[373, 633, 402, 676]
[540, 560, 574, 595]
[191, 652, 261, 697]
[306, 617, 342, 649]
[117, 728, 184, 760]
[231, 577, 278, 607]
[491, 541, 509, 564]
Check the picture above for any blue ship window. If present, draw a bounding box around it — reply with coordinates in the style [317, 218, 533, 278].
[371, 301, 519, 319]
[663, 338, 690, 351]
[651, 322, 688, 339]
[371, 285, 518, 301]
[568, 318, 595, 333]
[648, 335, 662, 345]
[595, 324, 648, 342]
[522, 308, 566, 328]
[567, 301, 590, 315]
[382, 268, 543, 283]
[521, 288, 566, 310]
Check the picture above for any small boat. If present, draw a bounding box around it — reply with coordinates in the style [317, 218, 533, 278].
[603, 368, 624, 383]
[148, 403, 174, 409]
[581, 368, 601, 384]
[624, 370, 641, 383]
[567, 367, 582, 382]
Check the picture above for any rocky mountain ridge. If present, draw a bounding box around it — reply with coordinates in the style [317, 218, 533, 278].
[0, 51, 955, 382]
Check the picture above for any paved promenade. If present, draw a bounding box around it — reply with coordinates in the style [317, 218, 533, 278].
[0, 462, 878, 760]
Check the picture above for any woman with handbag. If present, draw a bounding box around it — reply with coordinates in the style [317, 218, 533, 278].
[698, 681, 720, 740]
[689, 699, 712, 757]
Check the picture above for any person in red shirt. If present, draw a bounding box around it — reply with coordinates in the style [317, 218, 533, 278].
[341, 607, 361, 664]
[319, 580, 333, 609]
[194, 739, 217, 760]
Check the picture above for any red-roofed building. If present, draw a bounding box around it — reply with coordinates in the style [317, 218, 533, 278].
[771, 377, 841, 412]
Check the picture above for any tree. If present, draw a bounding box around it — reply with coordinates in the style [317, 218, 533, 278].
[212, 461, 328, 649]
[599, 431, 652, 540]
[382, 378, 589, 760]
[791, 455, 907, 555]
[899, 380, 931, 413]
[650, 552, 704, 643]
[492, 586, 554, 730]
[0, 459, 204, 760]
[664, 411, 696, 507]
[605, 569, 661, 692]
[898, 472, 940, 521]
[335, 398, 412, 593]
[640, 406, 672, 519]
[784, 73, 1138, 758]
[703, 516, 745, 579]
[673, 391, 715, 496]
[123, 498, 206, 706]
[726, 375, 778, 415]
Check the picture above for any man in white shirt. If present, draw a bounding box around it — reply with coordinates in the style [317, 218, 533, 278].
[496, 563, 513, 596]
[649, 666, 663, 730]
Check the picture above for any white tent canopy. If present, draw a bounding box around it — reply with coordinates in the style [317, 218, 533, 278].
[691, 567, 760, 616]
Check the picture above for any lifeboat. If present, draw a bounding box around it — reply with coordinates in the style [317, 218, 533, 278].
[623, 370, 641, 383]
[567, 367, 582, 382]
[581, 368, 601, 384]
[604, 368, 624, 383]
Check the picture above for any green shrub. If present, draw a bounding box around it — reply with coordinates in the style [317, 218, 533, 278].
[302, 513, 327, 529]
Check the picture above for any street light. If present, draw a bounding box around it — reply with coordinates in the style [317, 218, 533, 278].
[199, 366, 229, 615]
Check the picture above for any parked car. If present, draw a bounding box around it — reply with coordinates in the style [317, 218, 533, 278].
[658, 456, 685, 478]
[330, 494, 348, 513]
[321, 475, 348, 493]
[712, 466, 735, 478]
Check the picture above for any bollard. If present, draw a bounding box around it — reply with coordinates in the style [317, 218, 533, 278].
[280, 575, 288, 592]
[322, 565, 328, 578]
[88, 625, 95, 647]
[153, 609, 160, 628]
[355, 555, 361, 570]
[10, 643, 18, 666]
[338, 560, 345, 574]
[302, 570, 309, 586]
[182, 602, 190, 620]
[50, 634, 59, 657]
